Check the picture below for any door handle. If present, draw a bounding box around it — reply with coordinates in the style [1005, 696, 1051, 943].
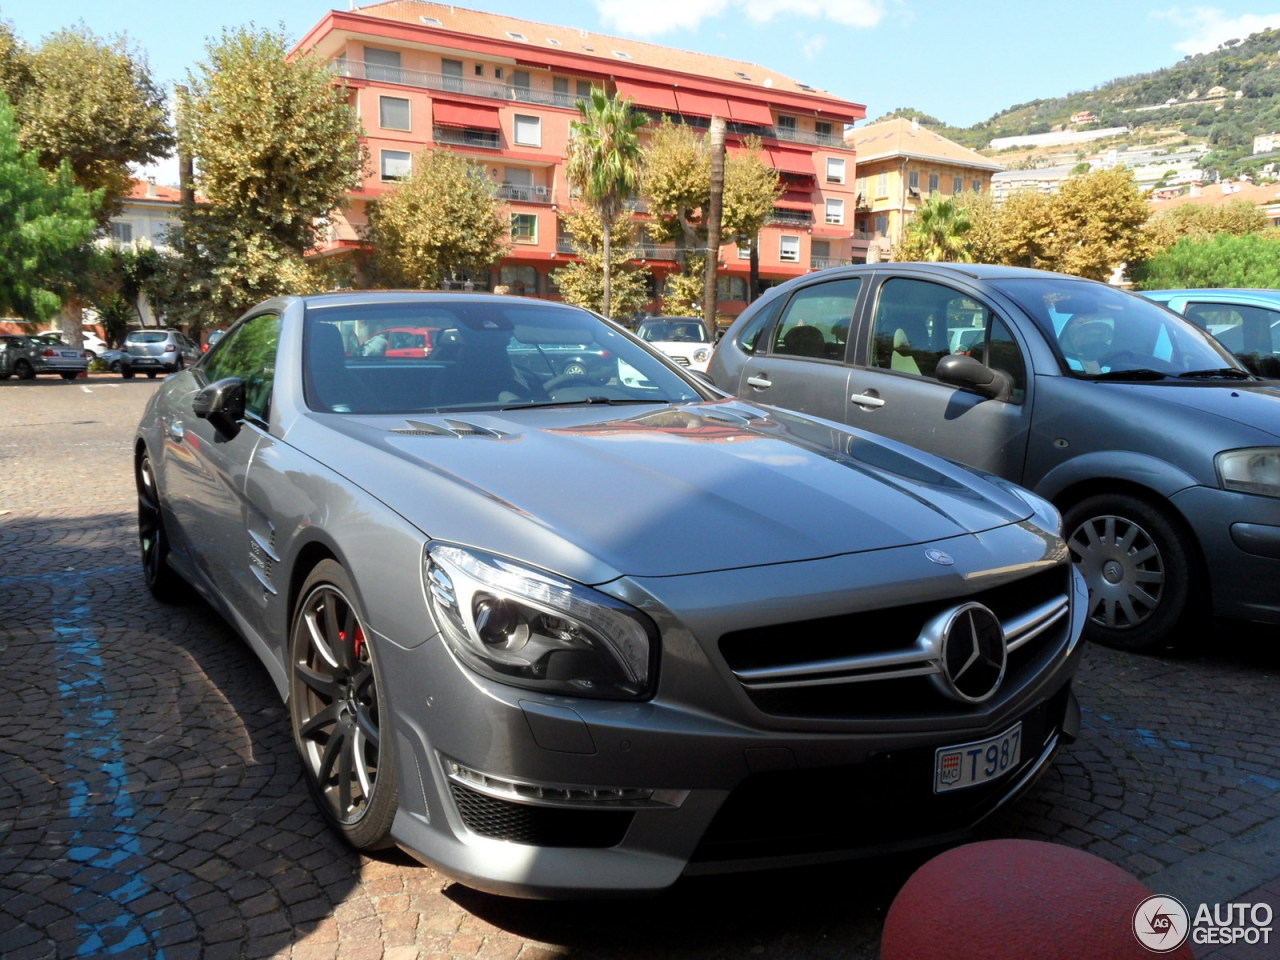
[851, 392, 885, 408]
[745, 375, 772, 389]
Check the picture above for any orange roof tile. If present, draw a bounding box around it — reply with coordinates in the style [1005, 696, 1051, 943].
[1147, 180, 1280, 211]
[350, 0, 860, 116]
[125, 179, 183, 202]
[848, 117, 1003, 172]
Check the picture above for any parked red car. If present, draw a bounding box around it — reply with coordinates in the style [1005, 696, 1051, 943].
[358, 326, 439, 358]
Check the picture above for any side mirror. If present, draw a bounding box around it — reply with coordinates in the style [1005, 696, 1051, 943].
[192, 377, 246, 438]
[935, 354, 1013, 402]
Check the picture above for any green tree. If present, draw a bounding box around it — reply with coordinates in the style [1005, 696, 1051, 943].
[155, 27, 364, 326]
[364, 148, 508, 288]
[3, 25, 171, 221]
[895, 195, 975, 262]
[1144, 199, 1270, 252]
[993, 189, 1057, 269]
[1133, 231, 1280, 288]
[564, 88, 647, 318]
[1049, 167, 1151, 280]
[551, 206, 650, 319]
[0, 91, 100, 321]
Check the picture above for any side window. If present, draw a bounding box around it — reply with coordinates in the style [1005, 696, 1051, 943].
[202, 313, 281, 424]
[985, 317, 1027, 403]
[770, 278, 860, 360]
[733, 293, 786, 356]
[869, 278, 956, 377]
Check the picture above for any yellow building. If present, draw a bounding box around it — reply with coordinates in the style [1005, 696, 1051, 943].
[846, 117, 1003, 261]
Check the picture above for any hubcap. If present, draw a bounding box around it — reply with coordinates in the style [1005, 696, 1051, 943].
[1068, 513, 1165, 630]
[291, 585, 381, 825]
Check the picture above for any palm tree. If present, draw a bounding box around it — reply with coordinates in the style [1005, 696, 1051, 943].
[564, 88, 647, 317]
[901, 195, 975, 263]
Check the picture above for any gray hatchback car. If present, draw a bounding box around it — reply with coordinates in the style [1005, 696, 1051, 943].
[121, 328, 201, 378]
[709, 263, 1280, 652]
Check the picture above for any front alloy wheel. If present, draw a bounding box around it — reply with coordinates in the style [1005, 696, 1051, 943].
[289, 562, 398, 850]
[1064, 493, 1195, 652]
[136, 453, 187, 603]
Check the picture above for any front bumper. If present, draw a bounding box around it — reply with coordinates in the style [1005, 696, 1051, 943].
[123, 355, 179, 372]
[1171, 485, 1280, 623]
[377, 531, 1086, 897]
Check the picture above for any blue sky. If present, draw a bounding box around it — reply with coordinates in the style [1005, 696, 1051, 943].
[6, 0, 1280, 181]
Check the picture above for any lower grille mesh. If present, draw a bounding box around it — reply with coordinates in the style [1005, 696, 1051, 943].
[449, 782, 633, 847]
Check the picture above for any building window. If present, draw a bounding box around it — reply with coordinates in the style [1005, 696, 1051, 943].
[717, 275, 748, 300]
[474, 64, 484, 76]
[514, 114, 541, 147]
[811, 239, 830, 265]
[972, 179, 982, 193]
[110, 221, 134, 244]
[553, 76, 569, 102]
[875, 214, 888, 237]
[876, 172, 888, 197]
[499, 264, 538, 295]
[908, 170, 919, 190]
[365, 47, 402, 83]
[928, 173, 939, 195]
[512, 70, 531, 98]
[381, 149, 412, 181]
[494, 67, 504, 80]
[825, 198, 844, 225]
[442, 58, 463, 92]
[780, 235, 800, 262]
[777, 114, 796, 133]
[577, 80, 592, 101]
[511, 213, 537, 243]
[379, 96, 410, 130]
[737, 240, 751, 260]
[815, 120, 833, 141]
[952, 176, 964, 194]
[826, 157, 846, 183]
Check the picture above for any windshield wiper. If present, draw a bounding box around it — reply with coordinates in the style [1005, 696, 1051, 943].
[1085, 368, 1173, 381]
[1176, 367, 1253, 381]
[500, 397, 669, 410]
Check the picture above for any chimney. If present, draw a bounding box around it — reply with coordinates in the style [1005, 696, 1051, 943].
[911, 118, 919, 134]
[146, 177, 158, 199]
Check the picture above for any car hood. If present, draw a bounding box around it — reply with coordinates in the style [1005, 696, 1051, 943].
[1097, 379, 1280, 441]
[293, 400, 1038, 582]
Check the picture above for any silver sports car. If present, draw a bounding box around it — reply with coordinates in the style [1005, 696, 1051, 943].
[135, 292, 1086, 897]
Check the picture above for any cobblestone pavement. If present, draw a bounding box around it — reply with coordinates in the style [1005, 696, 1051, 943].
[2, 373, 1278, 960]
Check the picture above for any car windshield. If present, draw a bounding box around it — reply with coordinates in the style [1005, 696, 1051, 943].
[303, 299, 706, 414]
[992, 277, 1243, 379]
[128, 332, 170, 344]
[638, 320, 709, 343]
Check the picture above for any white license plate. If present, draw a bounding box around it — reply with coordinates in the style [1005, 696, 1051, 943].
[59, 350, 78, 357]
[934, 723, 1022, 793]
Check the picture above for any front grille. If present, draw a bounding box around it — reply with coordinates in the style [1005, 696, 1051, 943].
[449, 782, 633, 847]
[691, 687, 1069, 863]
[671, 355, 691, 366]
[719, 565, 1074, 721]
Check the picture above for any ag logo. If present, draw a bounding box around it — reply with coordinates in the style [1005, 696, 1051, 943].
[1133, 895, 1189, 952]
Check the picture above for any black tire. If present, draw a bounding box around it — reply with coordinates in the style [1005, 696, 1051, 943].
[1063, 493, 1197, 652]
[289, 561, 398, 850]
[121, 367, 135, 379]
[15, 359, 35, 380]
[146, 371, 157, 379]
[60, 372, 78, 380]
[136, 452, 188, 603]
[109, 360, 122, 373]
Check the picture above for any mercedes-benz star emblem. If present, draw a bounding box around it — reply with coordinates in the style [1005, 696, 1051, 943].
[923, 603, 1007, 703]
[925, 549, 955, 565]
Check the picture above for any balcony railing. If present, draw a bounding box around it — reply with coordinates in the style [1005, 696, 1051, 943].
[432, 126, 501, 150]
[336, 59, 581, 109]
[810, 256, 848, 270]
[769, 209, 815, 226]
[496, 183, 553, 203]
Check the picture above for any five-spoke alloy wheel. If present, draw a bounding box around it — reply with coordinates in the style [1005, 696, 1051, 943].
[136, 452, 187, 603]
[288, 561, 398, 849]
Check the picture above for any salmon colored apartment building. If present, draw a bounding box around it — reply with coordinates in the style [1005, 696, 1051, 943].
[294, 0, 865, 318]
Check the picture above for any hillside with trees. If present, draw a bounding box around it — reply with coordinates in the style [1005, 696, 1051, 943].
[876, 27, 1280, 179]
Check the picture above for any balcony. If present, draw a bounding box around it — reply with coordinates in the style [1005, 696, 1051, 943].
[768, 209, 814, 226]
[433, 126, 501, 150]
[768, 126, 840, 148]
[335, 59, 580, 109]
[496, 183, 553, 203]
[810, 256, 848, 270]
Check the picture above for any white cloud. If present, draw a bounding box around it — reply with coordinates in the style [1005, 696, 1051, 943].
[799, 33, 829, 61]
[594, 0, 884, 37]
[1154, 6, 1280, 55]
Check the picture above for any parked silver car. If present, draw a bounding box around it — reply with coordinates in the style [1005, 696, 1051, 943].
[135, 292, 1084, 897]
[709, 263, 1280, 652]
[27, 333, 91, 379]
[121, 328, 201, 378]
[0, 334, 40, 379]
[636, 316, 715, 371]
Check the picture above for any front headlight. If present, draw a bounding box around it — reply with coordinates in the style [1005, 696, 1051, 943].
[424, 543, 657, 700]
[692, 347, 711, 364]
[1217, 447, 1280, 498]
